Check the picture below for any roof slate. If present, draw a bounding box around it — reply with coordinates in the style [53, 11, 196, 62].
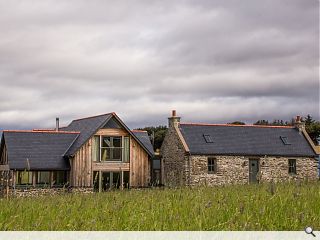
[63, 113, 112, 156]
[4, 131, 79, 170]
[179, 124, 316, 157]
[62, 113, 154, 157]
[132, 131, 155, 156]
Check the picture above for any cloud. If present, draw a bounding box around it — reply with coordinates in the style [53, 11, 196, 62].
[0, 0, 318, 131]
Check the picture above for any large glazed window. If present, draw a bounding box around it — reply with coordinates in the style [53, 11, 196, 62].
[92, 136, 100, 162]
[52, 171, 67, 186]
[98, 136, 130, 162]
[93, 171, 130, 191]
[101, 136, 123, 161]
[37, 171, 50, 185]
[123, 137, 130, 162]
[16, 171, 32, 185]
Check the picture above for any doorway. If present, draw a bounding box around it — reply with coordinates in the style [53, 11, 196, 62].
[249, 159, 259, 183]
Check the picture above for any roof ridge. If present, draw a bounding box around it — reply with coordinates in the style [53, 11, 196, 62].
[131, 130, 148, 132]
[180, 123, 295, 129]
[33, 128, 55, 131]
[3, 130, 80, 134]
[71, 112, 115, 122]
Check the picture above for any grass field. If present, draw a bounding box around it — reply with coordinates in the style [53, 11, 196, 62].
[0, 182, 319, 231]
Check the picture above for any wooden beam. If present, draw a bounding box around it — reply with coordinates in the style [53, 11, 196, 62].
[0, 165, 9, 171]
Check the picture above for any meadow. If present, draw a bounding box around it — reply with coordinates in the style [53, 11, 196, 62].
[0, 182, 319, 231]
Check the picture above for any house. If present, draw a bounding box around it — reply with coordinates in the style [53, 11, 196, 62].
[0, 112, 154, 193]
[161, 111, 319, 187]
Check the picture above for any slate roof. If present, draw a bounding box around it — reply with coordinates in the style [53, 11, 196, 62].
[3, 131, 79, 170]
[132, 131, 155, 156]
[62, 113, 154, 157]
[179, 124, 316, 157]
[0, 113, 154, 171]
[63, 113, 113, 156]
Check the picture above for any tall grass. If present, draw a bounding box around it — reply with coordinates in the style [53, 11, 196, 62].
[0, 182, 319, 230]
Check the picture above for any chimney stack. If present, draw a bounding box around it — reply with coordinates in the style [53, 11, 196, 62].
[56, 117, 60, 132]
[294, 115, 305, 132]
[168, 110, 181, 128]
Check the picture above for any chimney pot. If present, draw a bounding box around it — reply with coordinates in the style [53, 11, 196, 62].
[294, 115, 305, 132]
[168, 110, 180, 128]
[56, 117, 59, 132]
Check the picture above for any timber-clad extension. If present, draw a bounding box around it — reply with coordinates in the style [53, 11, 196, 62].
[0, 112, 154, 193]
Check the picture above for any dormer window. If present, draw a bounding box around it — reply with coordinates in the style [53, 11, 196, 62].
[280, 136, 291, 145]
[203, 134, 213, 143]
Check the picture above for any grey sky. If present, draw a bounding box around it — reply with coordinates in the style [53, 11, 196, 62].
[0, 0, 319, 131]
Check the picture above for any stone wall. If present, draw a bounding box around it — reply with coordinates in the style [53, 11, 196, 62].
[160, 127, 188, 187]
[188, 155, 318, 186]
[259, 156, 318, 182]
[3, 187, 93, 198]
[188, 155, 249, 186]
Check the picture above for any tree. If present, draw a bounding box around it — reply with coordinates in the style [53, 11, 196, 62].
[136, 126, 168, 151]
[254, 120, 269, 125]
[305, 114, 315, 126]
[228, 121, 245, 125]
[304, 115, 320, 144]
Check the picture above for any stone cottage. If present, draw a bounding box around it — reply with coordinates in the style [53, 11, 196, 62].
[161, 111, 319, 187]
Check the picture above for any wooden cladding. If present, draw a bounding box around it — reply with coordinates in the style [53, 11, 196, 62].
[96, 128, 129, 136]
[71, 138, 92, 187]
[130, 137, 150, 187]
[71, 128, 151, 188]
[93, 162, 129, 171]
[0, 144, 8, 165]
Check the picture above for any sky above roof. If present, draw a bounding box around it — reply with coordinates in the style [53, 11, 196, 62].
[0, 0, 319, 131]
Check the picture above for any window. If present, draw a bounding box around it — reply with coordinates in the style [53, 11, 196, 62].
[123, 137, 130, 162]
[123, 171, 130, 189]
[16, 171, 32, 185]
[37, 171, 50, 185]
[52, 171, 67, 186]
[98, 136, 130, 162]
[203, 134, 214, 143]
[93, 171, 129, 191]
[280, 136, 291, 145]
[101, 136, 122, 161]
[208, 157, 217, 174]
[92, 136, 100, 162]
[288, 159, 296, 174]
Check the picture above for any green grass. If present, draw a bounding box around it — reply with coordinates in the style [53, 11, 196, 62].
[0, 182, 319, 230]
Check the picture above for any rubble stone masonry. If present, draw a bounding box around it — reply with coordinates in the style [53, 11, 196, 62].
[161, 125, 318, 186]
[188, 155, 318, 186]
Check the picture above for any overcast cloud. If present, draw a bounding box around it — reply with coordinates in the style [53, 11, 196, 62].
[0, 0, 319, 131]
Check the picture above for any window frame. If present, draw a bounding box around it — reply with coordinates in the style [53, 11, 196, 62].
[37, 171, 51, 185]
[52, 171, 67, 187]
[16, 171, 33, 185]
[207, 157, 217, 174]
[203, 134, 214, 143]
[280, 136, 291, 145]
[100, 136, 123, 162]
[288, 159, 297, 175]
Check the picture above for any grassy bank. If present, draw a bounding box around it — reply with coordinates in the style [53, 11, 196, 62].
[0, 182, 319, 230]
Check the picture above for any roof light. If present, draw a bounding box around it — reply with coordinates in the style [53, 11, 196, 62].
[203, 134, 214, 143]
[280, 136, 291, 145]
